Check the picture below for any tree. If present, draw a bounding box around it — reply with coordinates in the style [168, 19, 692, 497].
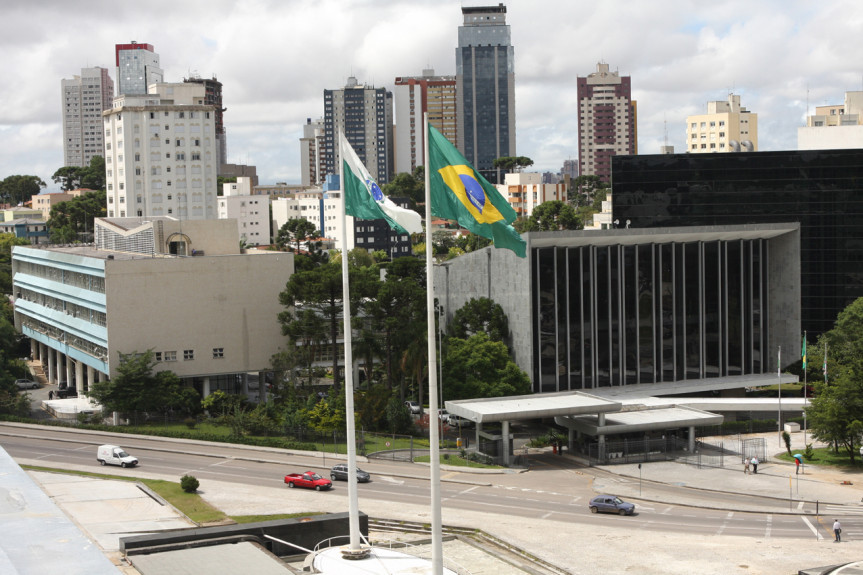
[493, 156, 534, 173]
[0, 175, 46, 205]
[48, 189, 106, 243]
[441, 333, 531, 400]
[0, 233, 31, 294]
[450, 297, 509, 344]
[276, 218, 319, 253]
[382, 166, 425, 208]
[805, 297, 863, 463]
[385, 393, 412, 434]
[51, 166, 83, 192]
[525, 200, 581, 231]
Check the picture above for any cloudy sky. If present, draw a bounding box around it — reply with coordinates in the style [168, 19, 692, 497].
[2, 0, 862, 189]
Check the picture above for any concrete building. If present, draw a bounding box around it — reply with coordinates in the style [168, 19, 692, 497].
[184, 74, 227, 165]
[798, 91, 863, 150]
[456, 3, 516, 185]
[253, 183, 309, 199]
[115, 42, 163, 97]
[686, 93, 757, 153]
[61, 67, 114, 167]
[219, 164, 258, 188]
[0, 219, 49, 245]
[300, 118, 326, 187]
[102, 82, 218, 221]
[32, 190, 76, 221]
[2, 206, 43, 222]
[323, 77, 394, 183]
[577, 62, 637, 183]
[12, 217, 293, 396]
[218, 178, 269, 246]
[394, 70, 457, 174]
[497, 172, 567, 218]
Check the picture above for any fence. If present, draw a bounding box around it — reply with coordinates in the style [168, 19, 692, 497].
[583, 437, 687, 466]
[678, 436, 767, 469]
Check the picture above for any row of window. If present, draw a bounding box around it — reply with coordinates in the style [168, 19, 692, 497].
[155, 348, 224, 362]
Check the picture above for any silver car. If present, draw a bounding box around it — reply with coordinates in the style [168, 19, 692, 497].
[589, 495, 635, 516]
[15, 379, 38, 390]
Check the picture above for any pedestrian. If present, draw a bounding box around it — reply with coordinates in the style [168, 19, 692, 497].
[48, 390, 53, 400]
[743, 458, 750, 474]
[833, 519, 842, 542]
[795, 457, 801, 475]
[751, 456, 759, 474]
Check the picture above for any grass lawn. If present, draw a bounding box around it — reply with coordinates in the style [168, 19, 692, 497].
[413, 454, 501, 469]
[775, 448, 863, 470]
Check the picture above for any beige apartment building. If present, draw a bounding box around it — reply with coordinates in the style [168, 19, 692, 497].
[394, 70, 457, 174]
[686, 93, 758, 153]
[798, 91, 863, 150]
[497, 173, 567, 219]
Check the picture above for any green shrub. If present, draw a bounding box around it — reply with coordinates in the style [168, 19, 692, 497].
[803, 443, 815, 461]
[180, 475, 200, 493]
[184, 417, 197, 429]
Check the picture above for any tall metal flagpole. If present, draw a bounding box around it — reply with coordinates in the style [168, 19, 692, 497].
[423, 112, 444, 574]
[803, 331, 807, 445]
[337, 133, 362, 553]
[778, 345, 782, 446]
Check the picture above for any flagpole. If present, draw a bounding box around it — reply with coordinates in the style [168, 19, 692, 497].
[423, 112, 444, 574]
[338, 132, 363, 553]
[803, 332, 807, 446]
[778, 345, 782, 446]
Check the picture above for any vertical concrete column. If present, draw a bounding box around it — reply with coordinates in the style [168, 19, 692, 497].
[688, 426, 696, 453]
[75, 361, 84, 393]
[86, 365, 95, 390]
[502, 420, 510, 466]
[47, 347, 55, 384]
[30, 339, 37, 360]
[57, 353, 65, 386]
[475, 422, 482, 451]
[98, 370, 106, 382]
[65, 357, 74, 389]
[202, 377, 211, 398]
[568, 428, 575, 452]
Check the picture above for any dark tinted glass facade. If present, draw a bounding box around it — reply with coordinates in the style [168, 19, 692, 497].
[612, 150, 863, 335]
[532, 240, 769, 392]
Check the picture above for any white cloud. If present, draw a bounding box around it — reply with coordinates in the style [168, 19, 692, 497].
[2, 0, 863, 186]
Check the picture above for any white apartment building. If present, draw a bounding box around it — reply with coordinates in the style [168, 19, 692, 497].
[219, 177, 270, 246]
[497, 172, 567, 219]
[102, 83, 218, 220]
[798, 91, 863, 150]
[686, 93, 758, 153]
[61, 67, 114, 167]
[271, 190, 354, 250]
[300, 118, 326, 186]
[394, 70, 457, 174]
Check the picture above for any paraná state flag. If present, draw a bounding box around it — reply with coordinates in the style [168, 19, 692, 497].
[340, 132, 422, 235]
[426, 124, 526, 257]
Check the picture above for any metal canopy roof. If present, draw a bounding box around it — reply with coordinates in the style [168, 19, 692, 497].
[445, 391, 622, 424]
[555, 406, 724, 436]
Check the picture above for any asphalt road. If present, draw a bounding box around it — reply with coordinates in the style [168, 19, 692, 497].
[0, 423, 855, 542]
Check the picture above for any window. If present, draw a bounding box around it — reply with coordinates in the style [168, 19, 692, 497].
[213, 348, 224, 359]
[155, 352, 162, 362]
[164, 351, 177, 362]
[183, 350, 194, 360]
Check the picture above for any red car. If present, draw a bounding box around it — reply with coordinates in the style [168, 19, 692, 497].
[284, 471, 332, 491]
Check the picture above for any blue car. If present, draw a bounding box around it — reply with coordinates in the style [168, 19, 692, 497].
[589, 495, 635, 516]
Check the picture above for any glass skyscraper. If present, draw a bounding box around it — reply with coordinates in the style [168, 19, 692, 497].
[115, 42, 163, 97]
[456, 3, 516, 184]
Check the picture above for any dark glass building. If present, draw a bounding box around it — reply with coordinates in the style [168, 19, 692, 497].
[612, 149, 863, 336]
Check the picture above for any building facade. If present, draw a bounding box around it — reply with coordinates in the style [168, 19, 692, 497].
[456, 3, 516, 185]
[577, 62, 637, 184]
[323, 77, 394, 183]
[435, 225, 800, 394]
[300, 118, 326, 186]
[184, 74, 227, 165]
[685, 93, 757, 153]
[497, 172, 567, 218]
[115, 42, 163, 96]
[394, 70, 457, 174]
[218, 178, 269, 246]
[798, 91, 863, 150]
[61, 67, 114, 168]
[12, 217, 292, 396]
[611, 149, 863, 336]
[102, 83, 218, 220]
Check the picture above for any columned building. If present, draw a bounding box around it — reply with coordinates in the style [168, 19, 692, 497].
[456, 3, 516, 184]
[61, 67, 114, 167]
[577, 62, 636, 183]
[394, 70, 457, 174]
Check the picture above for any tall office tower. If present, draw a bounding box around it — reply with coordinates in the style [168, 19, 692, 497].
[798, 91, 863, 150]
[300, 118, 326, 186]
[456, 3, 516, 185]
[394, 69, 457, 174]
[102, 83, 218, 220]
[61, 67, 114, 167]
[577, 62, 637, 183]
[184, 74, 227, 165]
[561, 159, 579, 179]
[686, 93, 757, 153]
[115, 42, 163, 96]
[323, 77, 394, 183]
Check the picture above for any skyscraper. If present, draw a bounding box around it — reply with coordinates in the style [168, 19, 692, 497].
[455, 3, 516, 184]
[323, 77, 393, 183]
[394, 69, 457, 174]
[115, 42, 163, 96]
[61, 67, 114, 167]
[577, 62, 637, 183]
[300, 117, 326, 186]
[686, 93, 757, 153]
[184, 74, 227, 165]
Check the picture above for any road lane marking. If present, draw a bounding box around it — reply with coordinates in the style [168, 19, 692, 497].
[801, 516, 822, 539]
[765, 515, 771, 538]
[660, 506, 674, 515]
[716, 511, 733, 535]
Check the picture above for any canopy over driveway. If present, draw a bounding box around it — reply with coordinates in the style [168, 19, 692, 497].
[445, 391, 622, 424]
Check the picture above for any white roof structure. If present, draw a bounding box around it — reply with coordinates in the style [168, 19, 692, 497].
[446, 391, 622, 423]
[556, 406, 724, 436]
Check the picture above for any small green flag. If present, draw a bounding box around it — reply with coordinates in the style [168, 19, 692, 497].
[801, 334, 807, 370]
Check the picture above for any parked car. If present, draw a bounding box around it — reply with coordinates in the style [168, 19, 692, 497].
[284, 471, 332, 491]
[446, 414, 473, 428]
[56, 387, 78, 399]
[405, 401, 422, 414]
[15, 379, 38, 390]
[589, 495, 635, 516]
[330, 464, 371, 483]
[438, 409, 449, 422]
[96, 444, 139, 468]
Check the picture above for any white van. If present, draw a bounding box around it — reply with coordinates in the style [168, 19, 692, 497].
[96, 444, 138, 468]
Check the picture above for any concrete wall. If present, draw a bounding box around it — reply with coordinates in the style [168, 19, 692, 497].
[767, 227, 802, 371]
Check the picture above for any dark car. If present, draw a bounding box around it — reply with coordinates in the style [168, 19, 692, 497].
[56, 387, 78, 399]
[330, 463, 371, 483]
[589, 495, 635, 516]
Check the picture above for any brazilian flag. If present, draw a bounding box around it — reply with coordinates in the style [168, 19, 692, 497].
[427, 125, 526, 258]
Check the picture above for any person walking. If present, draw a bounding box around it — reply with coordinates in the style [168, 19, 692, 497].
[833, 519, 842, 542]
[744, 458, 750, 474]
[751, 456, 759, 474]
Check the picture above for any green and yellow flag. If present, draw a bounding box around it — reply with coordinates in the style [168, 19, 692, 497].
[801, 333, 807, 370]
[427, 124, 526, 257]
